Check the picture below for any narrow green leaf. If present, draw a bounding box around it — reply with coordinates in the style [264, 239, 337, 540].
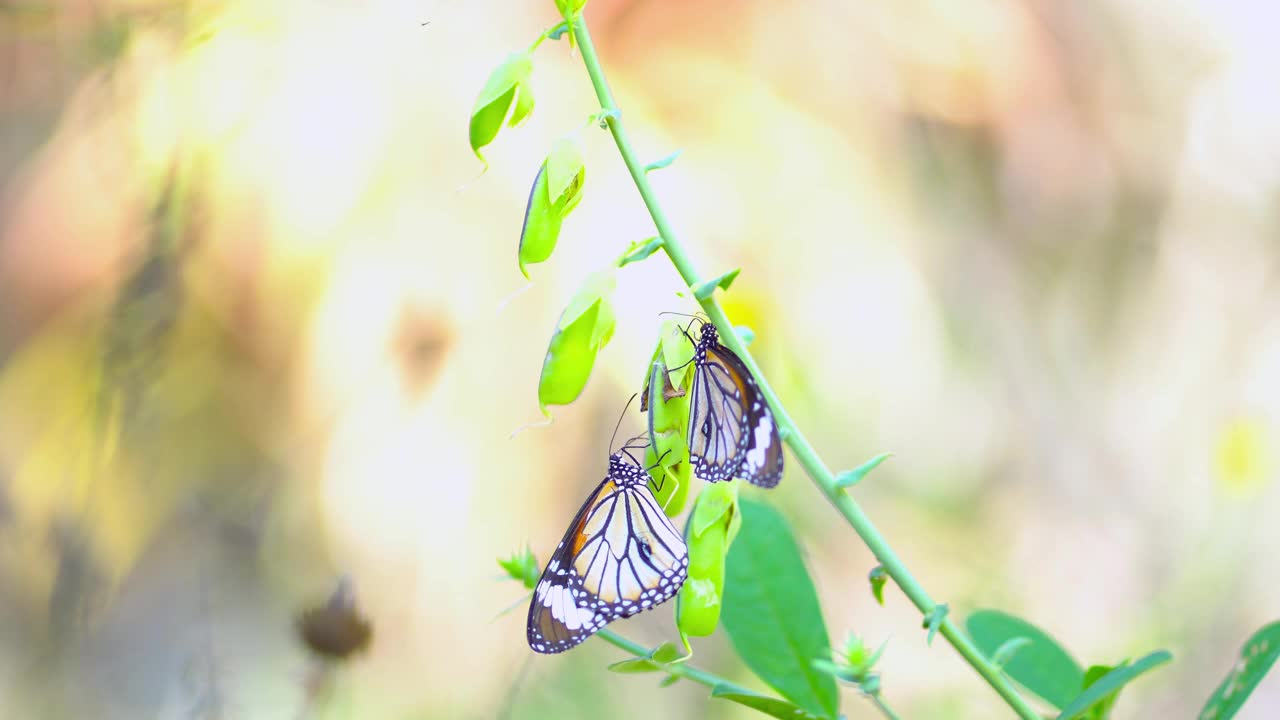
[1199, 622, 1280, 720]
[923, 604, 948, 646]
[658, 674, 680, 688]
[517, 164, 562, 278]
[710, 686, 826, 720]
[693, 268, 741, 300]
[868, 566, 887, 606]
[618, 236, 664, 267]
[607, 657, 661, 673]
[1079, 664, 1121, 720]
[722, 499, 839, 719]
[469, 52, 533, 164]
[967, 609, 1085, 710]
[834, 452, 893, 489]
[1056, 651, 1172, 720]
[644, 149, 682, 173]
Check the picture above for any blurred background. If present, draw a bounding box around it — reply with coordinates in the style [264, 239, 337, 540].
[1, 0, 1278, 717]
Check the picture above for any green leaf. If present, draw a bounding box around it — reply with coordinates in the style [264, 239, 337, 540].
[606, 642, 684, 674]
[537, 272, 615, 410]
[546, 22, 571, 41]
[518, 138, 589, 278]
[554, 0, 588, 18]
[508, 82, 535, 129]
[607, 657, 661, 674]
[868, 566, 887, 606]
[676, 484, 738, 637]
[967, 609, 1085, 710]
[735, 325, 756, 345]
[834, 452, 893, 489]
[710, 686, 826, 720]
[1079, 664, 1121, 720]
[658, 674, 680, 688]
[1199, 621, 1280, 720]
[644, 356, 692, 517]
[1056, 651, 1171, 720]
[659, 319, 697, 389]
[517, 164, 562, 278]
[722, 499, 839, 719]
[469, 52, 533, 165]
[693, 268, 741, 301]
[644, 149, 682, 173]
[546, 135, 586, 210]
[497, 547, 539, 589]
[618, 236, 664, 267]
[923, 604, 948, 646]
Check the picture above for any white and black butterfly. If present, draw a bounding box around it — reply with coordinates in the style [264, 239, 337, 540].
[527, 441, 688, 654]
[669, 320, 783, 488]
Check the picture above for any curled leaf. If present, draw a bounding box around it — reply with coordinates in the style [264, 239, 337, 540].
[868, 565, 887, 606]
[644, 149, 682, 173]
[692, 268, 741, 301]
[618, 236, 664, 267]
[537, 272, 616, 411]
[676, 484, 739, 637]
[518, 139, 588, 278]
[835, 452, 893, 490]
[922, 603, 949, 646]
[469, 52, 533, 165]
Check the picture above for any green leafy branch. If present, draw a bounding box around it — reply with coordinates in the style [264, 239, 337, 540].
[562, 11, 1043, 718]
[475, 3, 1280, 719]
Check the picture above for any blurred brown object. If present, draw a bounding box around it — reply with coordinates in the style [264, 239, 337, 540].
[296, 575, 372, 662]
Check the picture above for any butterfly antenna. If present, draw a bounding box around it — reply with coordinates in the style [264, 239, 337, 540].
[609, 393, 639, 453]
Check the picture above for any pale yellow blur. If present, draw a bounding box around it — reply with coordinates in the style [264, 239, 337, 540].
[1, 1, 1278, 718]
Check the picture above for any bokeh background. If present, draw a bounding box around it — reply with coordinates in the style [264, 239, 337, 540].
[2, 0, 1279, 717]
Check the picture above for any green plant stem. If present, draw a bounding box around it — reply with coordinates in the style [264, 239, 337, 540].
[597, 629, 905, 719]
[570, 15, 1042, 720]
[595, 629, 750, 693]
[871, 693, 903, 720]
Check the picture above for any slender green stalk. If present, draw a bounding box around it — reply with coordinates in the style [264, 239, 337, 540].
[596, 629, 904, 720]
[570, 15, 1042, 720]
[870, 693, 904, 720]
[595, 629, 751, 693]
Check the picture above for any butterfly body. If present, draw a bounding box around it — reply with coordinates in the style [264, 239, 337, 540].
[686, 323, 784, 488]
[527, 452, 688, 654]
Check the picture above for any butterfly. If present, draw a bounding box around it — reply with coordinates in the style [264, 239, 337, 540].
[646, 319, 783, 488]
[527, 439, 688, 654]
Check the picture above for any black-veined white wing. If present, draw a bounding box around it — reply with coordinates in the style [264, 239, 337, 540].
[527, 459, 688, 654]
[687, 325, 783, 488]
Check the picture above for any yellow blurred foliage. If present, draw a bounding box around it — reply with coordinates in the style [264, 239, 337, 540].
[1214, 417, 1273, 496]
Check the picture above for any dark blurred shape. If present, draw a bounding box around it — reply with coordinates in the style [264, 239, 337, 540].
[391, 304, 452, 398]
[48, 517, 107, 644]
[296, 575, 372, 661]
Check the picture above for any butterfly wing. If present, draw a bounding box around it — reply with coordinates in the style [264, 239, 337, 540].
[688, 340, 784, 487]
[527, 478, 688, 654]
[688, 343, 751, 482]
